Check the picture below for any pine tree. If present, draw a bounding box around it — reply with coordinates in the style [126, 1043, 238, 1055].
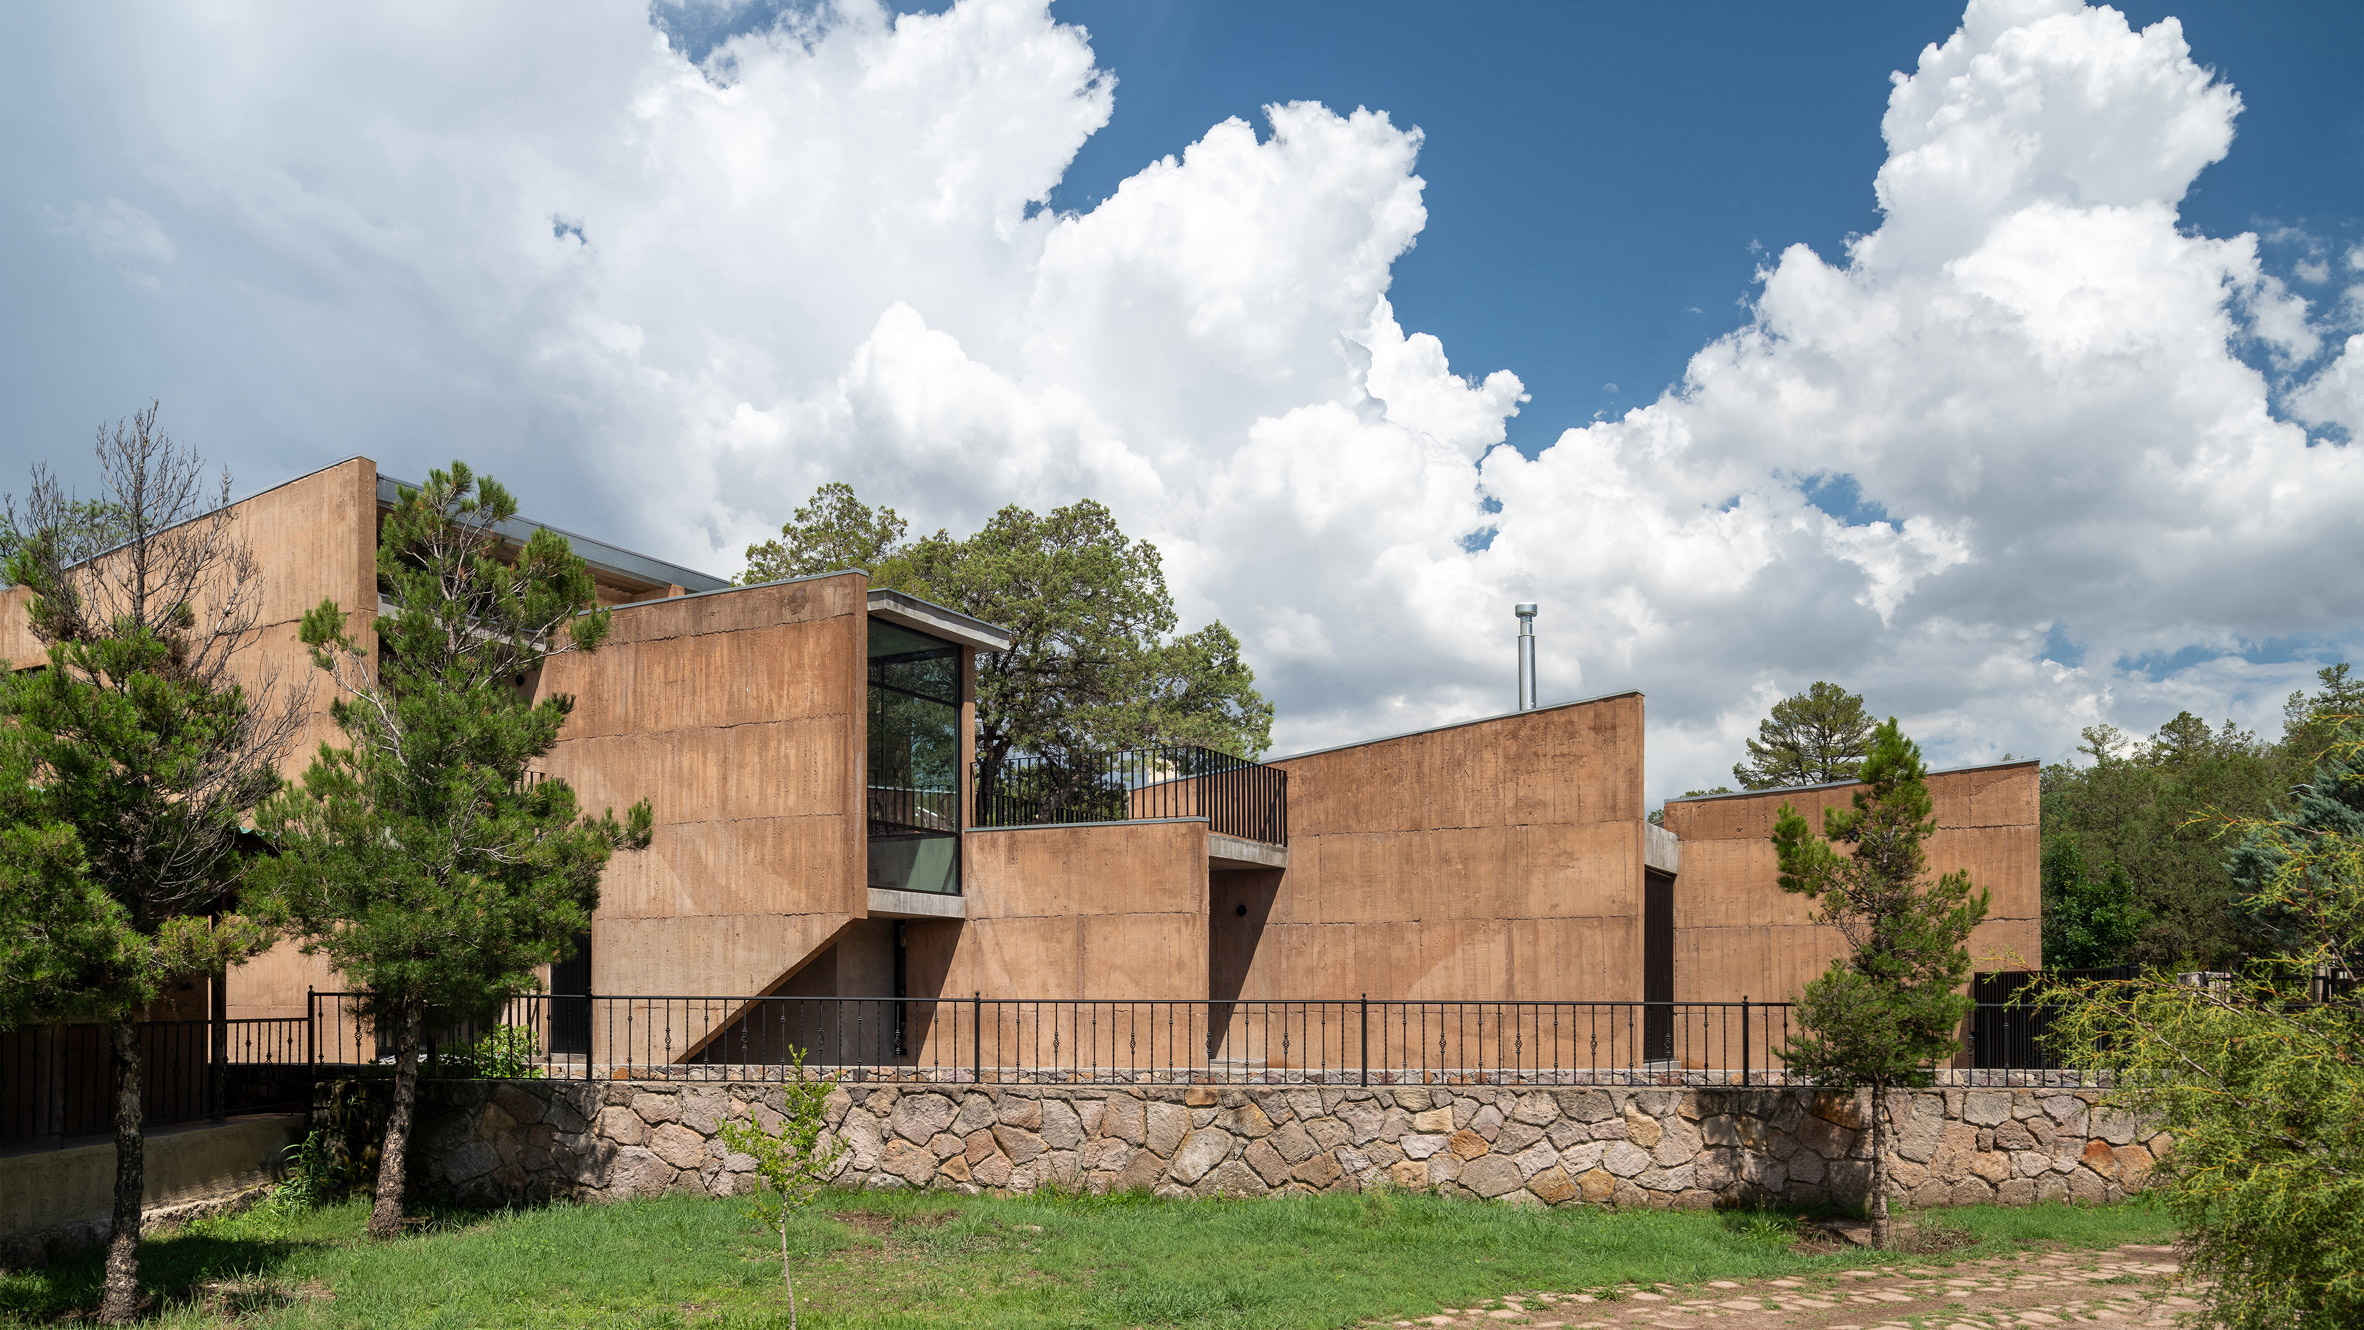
[2284, 663, 2364, 748]
[1734, 681, 1876, 789]
[0, 408, 300, 1322]
[2041, 695, 2319, 969]
[1772, 719, 1989, 1247]
[2039, 837, 2145, 970]
[251, 463, 650, 1239]
[2229, 714, 2364, 973]
[2040, 728, 2364, 1329]
[739, 482, 908, 584]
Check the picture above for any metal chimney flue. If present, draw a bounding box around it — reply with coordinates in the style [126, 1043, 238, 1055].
[1515, 603, 1538, 711]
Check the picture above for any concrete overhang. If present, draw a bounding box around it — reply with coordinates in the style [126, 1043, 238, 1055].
[867, 590, 1014, 654]
[1645, 822, 1680, 875]
[1210, 834, 1289, 871]
[867, 887, 967, 920]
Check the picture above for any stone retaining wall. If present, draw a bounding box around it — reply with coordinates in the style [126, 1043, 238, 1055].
[398, 1079, 2166, 1213]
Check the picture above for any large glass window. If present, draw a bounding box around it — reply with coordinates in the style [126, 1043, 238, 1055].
[868, 619, 961, 895]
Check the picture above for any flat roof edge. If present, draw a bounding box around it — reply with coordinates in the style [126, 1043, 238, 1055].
[1663, 757, 2042, 805]
[1269, 691, 1645, 764]
[868, 589, 1013, 653]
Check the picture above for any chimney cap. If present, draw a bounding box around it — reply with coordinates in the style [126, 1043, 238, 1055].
[1514, 602, 1538, 618]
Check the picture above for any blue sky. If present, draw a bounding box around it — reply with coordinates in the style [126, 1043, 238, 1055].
[5, 0, 2364, 791]
[1028, 0, 2364, 459]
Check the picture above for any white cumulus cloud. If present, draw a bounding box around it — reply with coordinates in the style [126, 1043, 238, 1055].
[3, 0, 2358, 799]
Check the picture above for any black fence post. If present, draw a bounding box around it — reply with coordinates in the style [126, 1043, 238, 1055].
[1740, 997, 1750, 1087]
[209, 969, 228, 1121]
[1359, 995, 1369, 1087]
[305, 988, 316, 1073]
[972, 991, 983, 1085]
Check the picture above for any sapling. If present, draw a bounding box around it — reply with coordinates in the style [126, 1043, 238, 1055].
[1771, 719, 1989, 1247]
[717, 1044, 845, 1330]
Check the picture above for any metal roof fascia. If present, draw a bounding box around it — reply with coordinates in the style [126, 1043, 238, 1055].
[1661, 757, 2043, 804]
[867, 589, 1013, 653]
[375, 474, 732, 593]
[1267, 691, 1647, 764]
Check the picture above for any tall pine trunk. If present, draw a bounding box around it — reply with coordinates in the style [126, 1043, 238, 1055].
[368, 1008, 422, 1239]
[1868, 1082, 1892, 1248]
[97, 1020, 145, 1324]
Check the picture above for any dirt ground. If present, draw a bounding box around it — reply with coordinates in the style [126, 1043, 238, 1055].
[1371, 1244, 2201, 1329]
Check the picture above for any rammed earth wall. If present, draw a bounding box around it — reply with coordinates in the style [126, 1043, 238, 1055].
[385, 1078, 2166, 1212]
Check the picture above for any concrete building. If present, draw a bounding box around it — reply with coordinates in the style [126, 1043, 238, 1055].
[0, 457, 2039, 1075]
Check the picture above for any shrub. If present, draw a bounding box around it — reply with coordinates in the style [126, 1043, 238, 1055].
[2039, 727, 2364, 1329]
[429, 1025, 545, 1080]
[254, 1130, 340, 1215]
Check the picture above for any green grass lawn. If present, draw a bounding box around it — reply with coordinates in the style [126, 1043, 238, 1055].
[1, 1189, 2178, 1329]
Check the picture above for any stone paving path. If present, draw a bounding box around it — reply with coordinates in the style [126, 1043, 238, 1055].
[1370, 1245, 2201, 1330]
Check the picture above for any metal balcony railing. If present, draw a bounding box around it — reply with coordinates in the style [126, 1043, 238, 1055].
[868, 784, 959, 837]
[973, 744, 1287, 846]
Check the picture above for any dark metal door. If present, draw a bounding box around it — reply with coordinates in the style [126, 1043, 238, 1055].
[1643, 869, 1674, 1062]
[550, 932, 592, 1056]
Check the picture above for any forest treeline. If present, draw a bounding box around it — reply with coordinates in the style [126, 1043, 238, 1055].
[2040, 662, 2364, 969]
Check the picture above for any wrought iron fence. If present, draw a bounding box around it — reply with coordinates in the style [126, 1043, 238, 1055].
[2, 993, 2092, 1148]
[973, 744, 1288, 846]
[310, 992, 1828, 1086]
[1, 1017, 312, 1151]
[1966, 968, 2141, 1071]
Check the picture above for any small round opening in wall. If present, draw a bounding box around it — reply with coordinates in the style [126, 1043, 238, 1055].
[1235, 903, 1248, 916]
